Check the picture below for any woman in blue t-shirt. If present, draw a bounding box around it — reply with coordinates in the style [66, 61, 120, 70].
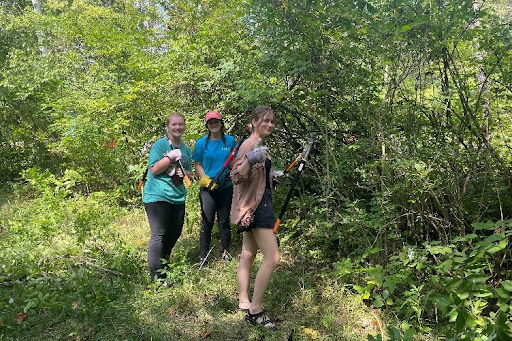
[193, 111, 237, 263]
[143, 113, 192, 282]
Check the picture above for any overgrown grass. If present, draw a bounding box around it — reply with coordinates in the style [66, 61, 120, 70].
[0, 181, 385, 341]
[5, 171, 507, 340]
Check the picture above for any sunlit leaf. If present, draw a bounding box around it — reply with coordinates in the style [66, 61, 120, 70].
[487, 238, 508, 254]
[501, 280, 512, 292]
[304, 327, 320, 339]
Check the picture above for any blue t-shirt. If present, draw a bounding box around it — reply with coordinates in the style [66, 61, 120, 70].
[143, 137, 192, 204]
[193, 134, 236, 188]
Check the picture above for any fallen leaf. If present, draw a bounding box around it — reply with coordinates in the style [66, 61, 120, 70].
[72, 301, 80, 309]
[167, 307, 174, 315]
[15, 313, 27, 324]
[202, 330, 211, 338]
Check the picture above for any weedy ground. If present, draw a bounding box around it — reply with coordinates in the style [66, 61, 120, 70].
[0, 184, 416, 341]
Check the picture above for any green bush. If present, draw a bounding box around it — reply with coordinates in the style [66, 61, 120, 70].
[339, 220, 512, 340]
[0, 168, 143, 337]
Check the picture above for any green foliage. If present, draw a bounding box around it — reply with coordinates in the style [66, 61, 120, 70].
[0, 180, 388, 340]
[2, 168, 123, 281]
[339, 219, 512, 340]
[0, 173, 146, 339]
[368, 326, 414, 341]
[1, 0, 512, 339]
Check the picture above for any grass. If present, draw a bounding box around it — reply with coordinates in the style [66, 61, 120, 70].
[0, 184, 387, 341]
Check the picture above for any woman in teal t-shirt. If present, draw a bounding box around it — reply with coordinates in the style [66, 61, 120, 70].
[193, 111, 236, 263]
[143, 113, 192, 282]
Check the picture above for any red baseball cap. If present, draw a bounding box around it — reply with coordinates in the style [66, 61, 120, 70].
[205, 111, 222, 123]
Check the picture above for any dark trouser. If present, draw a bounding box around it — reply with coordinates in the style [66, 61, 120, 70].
[144, 201, 185, 280]
[199, 186, 233, 259]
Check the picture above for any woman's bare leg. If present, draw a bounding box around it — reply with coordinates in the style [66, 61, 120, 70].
[249, 228, 280, 313]
[237, 230, 257, 309]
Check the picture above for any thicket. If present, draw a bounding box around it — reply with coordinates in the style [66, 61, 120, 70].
[1, 0, 511, 339]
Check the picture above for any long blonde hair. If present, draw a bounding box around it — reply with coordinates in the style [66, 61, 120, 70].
[167, 112, 186, 125]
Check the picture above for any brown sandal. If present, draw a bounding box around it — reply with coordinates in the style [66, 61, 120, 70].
[245, 311, 277, 329]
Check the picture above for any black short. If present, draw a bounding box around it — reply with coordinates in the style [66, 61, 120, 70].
[238, 189, 275, 232]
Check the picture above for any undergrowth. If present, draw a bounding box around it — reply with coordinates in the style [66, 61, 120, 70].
[2, 169, 510, 340]
[0, 169, 382, 341]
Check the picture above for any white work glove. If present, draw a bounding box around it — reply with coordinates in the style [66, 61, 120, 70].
[246, 146, 268, 166]
[272, 169, 285, 186]
[165, 164, 177, 177]
[164, 149, 181, 163]
[175, 165, 184, 178]
[272, 169, 285, 181]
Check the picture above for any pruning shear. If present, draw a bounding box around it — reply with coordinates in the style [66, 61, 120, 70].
[284, 134, 316, 174]
[273, 133, 317, 234]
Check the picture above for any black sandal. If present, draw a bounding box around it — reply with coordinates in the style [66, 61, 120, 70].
[245, 311, 277, 329]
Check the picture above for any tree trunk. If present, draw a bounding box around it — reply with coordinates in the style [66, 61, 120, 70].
[31, 0, 42, 12]
[31, 0, 47, 55]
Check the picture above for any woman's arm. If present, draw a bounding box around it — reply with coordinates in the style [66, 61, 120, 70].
[150, 148, 182, 175]
[230, 138, 257, 184]
[195, 162, 206, 178]
[150, 157, 172, 175]
[231, 158, 251, 182]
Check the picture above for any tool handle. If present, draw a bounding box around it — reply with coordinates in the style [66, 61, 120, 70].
[177, 161, 191, 187]
[137, 179, 144, 191]
[208, 135, 247, 190]
[273, 163, 303, 234]
[272, 218, 282, 234]
[285, 159, 298, 173]
[209, 151, 235, 190]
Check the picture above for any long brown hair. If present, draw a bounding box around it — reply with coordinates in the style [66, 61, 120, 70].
[250, 105, 273, 133]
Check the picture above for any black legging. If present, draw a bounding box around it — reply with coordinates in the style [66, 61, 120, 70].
[199, 186, 233, 259]
[144, 201, 185, 280]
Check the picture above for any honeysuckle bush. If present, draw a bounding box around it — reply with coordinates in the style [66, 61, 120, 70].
[272, 189, 512, 339]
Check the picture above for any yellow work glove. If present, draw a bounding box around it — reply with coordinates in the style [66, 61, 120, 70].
[199, 175, 218, 190]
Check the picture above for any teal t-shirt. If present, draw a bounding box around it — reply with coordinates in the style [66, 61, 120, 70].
[143, 137, 192, 204]
[192, 134, 236, 188]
